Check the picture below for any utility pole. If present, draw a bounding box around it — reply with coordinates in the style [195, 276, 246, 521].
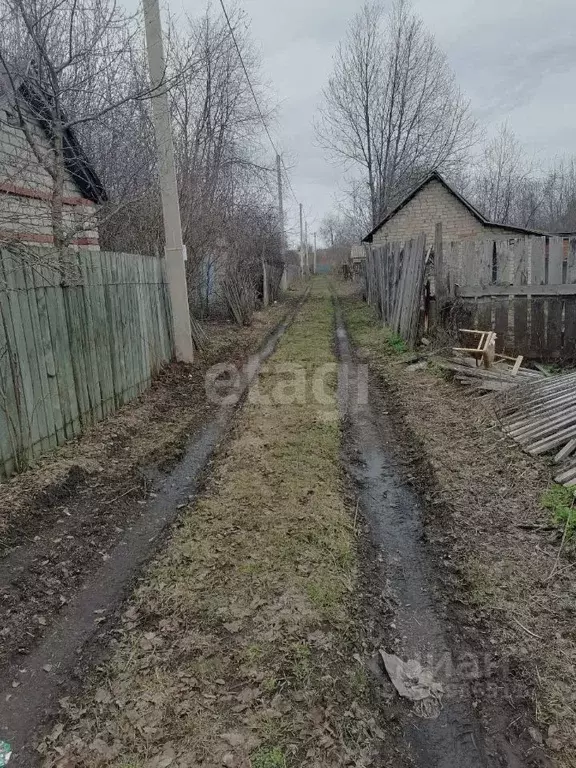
[277, 154, 288, 291]
[304, 219, 309, 274]
[276, 155, 285, 251]
[313, 231, 317, 274]
[143, 0, 194, 363]
[299, 203, 304, 276]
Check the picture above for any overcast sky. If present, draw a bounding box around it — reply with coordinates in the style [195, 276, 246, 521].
[134, 0, 576, 243]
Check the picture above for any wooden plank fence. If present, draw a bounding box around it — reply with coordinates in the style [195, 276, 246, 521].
[0, 249, 173, 480]
[364, 234, 427, 346]
[439, 235, 576, 360]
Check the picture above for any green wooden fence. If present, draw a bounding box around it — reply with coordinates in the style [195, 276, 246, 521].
[0, 249, 173, 479]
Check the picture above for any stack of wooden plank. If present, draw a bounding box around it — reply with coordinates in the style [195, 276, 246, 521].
[497, 371, 576, 486]
[435, 356, 544, 393]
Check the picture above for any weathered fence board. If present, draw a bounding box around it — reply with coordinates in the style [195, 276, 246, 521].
[364, 230, 576, 361]
[494, 297, 508, 350]
[514, 297, 528, 351]
[364, 235, 427, 346]
[566, 302, 576, 358]
[547, 299, 563, 356]
[0, 249, 173, 480]
[477, 297, 491, 331]
[548, 238, 564, 285]
[458, 283, 576, 297]
[568, 239, 576, 283]
[440, 234, 576, 360]
[531, 238, 545, 286]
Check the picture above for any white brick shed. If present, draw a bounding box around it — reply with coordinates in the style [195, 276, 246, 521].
[0, 75, 106, 249]
[363, 171, 541, 246]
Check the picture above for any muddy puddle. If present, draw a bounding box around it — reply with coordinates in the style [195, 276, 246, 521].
[333, 299, 526, 768]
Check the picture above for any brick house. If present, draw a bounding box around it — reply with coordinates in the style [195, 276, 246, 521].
[0, 74, 106, 250]
[363, 171, 540, 246]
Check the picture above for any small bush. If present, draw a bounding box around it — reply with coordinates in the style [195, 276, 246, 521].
[251, 747, 286, 768]
[541, 484, 576, 537]
[341, 299, 408, 356]
[388, 332, 407, 354]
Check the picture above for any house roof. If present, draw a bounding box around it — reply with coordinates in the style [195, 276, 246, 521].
[18, 81, 107, 204]
[0, 68, 107, 204]
[362, 171, 542, 243]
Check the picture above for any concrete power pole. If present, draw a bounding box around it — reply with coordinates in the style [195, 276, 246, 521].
[277, 154, 288, 291]
[313, 231, 317, 274]
[143, 0, 194, 363]
[299, 203, 304, 276]
[304, 219, 309, 274]
[276, 155, 285, 251]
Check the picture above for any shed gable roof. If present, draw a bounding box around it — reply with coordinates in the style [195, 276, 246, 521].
[0, 68, 107, 204]
[18, 81, 107, 204]
[362, 171, 541, 242]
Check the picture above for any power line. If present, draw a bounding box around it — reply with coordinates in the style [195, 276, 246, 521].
[217, 0, 301, 209]
[217, 0, 277, 157]
[282, 162, 299, 208]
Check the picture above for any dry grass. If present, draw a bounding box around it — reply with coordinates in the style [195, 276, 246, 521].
[40, 283, 375, 768]
[340, 291, 576, 767]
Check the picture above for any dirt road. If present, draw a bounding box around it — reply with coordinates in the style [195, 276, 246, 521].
[0, 297, 303, 765]
[1, 279, 567, 767]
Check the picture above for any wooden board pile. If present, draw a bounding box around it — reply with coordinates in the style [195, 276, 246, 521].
[436, 356, 544, 393]
[497, 370, 576, 486]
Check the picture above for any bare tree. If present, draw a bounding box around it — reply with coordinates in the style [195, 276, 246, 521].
[465, 124, 576, 232]
[170, 7, 270, 258]
[319, 211, 360, 248]
[535, 158, 576, 232]
[0, 0, 189, 253]
[162, 6, 281, 320]
[317, 0, 476, 227]
[471, 122, 536, 226]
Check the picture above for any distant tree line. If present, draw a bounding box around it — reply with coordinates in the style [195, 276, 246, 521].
[460, 123, 576, 233]
[318, 0, 576, 241]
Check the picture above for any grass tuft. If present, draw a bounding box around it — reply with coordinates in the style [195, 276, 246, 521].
[251, 746, 286, 768]
[340, 298, 408, 355]
[541, 484, 576, 537]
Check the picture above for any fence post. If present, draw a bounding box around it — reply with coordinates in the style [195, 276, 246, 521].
[435, 222, 446, 312]
[262, 253, 269, 307]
